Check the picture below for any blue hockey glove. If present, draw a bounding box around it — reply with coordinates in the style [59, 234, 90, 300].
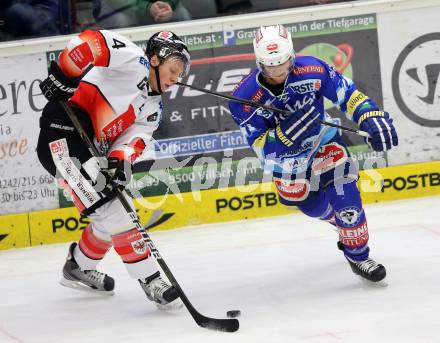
[358, 111, 398, 151]
[276, 106, 321, 149]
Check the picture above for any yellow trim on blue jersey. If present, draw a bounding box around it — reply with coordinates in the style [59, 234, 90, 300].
[347, 90, 369, 118]
[275, 126, 293, 147]
[252, 131, 270, 150]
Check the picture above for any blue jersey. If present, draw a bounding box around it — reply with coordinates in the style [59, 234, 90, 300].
[229, 55, 378, 176]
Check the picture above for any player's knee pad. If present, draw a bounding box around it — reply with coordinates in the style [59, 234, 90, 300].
[327, 180, 369, 249]
[88, 193, 136, 236]
[112, 228, 157, 279]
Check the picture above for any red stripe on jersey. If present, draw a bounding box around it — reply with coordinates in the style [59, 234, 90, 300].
[68, 41, 94, 70]
[107, 150, 126, 162]
[58, 179, 86, 214]
[78, 30, 110, 67]
[101, 105, 136, 142]
[70, 82, 136, 142]
[109, 138, 146, 163]
[112, 228, 151, 263]
[69, 82, 116, 141]
[59, 49, 84, 78]
[108, 150, 126, 162]
[59, 30, 110, 77]
[128, 138, 146, 163]
[131, 138, 146, 154]
[78, 224, 112, 260]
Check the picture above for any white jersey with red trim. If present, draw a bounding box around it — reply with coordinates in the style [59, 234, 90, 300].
[59, 29, 161, 163]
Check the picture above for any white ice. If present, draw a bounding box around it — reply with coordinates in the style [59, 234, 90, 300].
[1, 195, 439, 343]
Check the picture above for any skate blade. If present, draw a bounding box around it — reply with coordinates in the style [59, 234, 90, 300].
[60, 278, 115, 296]
[156, 298, 184, 311]
[358, 276, 388, 288]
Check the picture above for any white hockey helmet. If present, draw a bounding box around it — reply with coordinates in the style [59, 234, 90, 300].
[253, 25, 294, 69]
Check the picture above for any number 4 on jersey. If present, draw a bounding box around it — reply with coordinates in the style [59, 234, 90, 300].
[112, 38, 126, 50]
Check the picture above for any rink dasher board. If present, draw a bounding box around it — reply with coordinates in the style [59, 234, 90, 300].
[0, 160, 439, 250]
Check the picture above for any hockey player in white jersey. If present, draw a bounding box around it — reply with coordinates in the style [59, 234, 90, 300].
[37, 29, 190, 309]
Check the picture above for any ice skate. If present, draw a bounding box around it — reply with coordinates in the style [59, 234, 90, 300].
[338, 242, 387, 286]
[60, 243, 115, 296]
[139, 271, 182, 310]
[345, 256, 388, 287]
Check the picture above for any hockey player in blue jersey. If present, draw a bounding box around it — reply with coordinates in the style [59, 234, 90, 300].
[228, 24, 398, 282]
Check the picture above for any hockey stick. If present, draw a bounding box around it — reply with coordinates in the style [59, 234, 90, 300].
[60, 101, 239, 333]
[177, 81, 370, 138]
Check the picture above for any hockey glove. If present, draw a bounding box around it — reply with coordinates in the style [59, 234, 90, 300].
[40, 61, 79, 102]
[276, 106, 321, 149]
[358, 111, 398, 151]
[102, 157, 133, 195]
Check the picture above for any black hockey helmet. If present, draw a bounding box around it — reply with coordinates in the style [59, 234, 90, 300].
[146, 31, 191, 78]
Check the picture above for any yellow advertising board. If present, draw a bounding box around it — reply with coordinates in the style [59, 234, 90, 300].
[28, 207, 90, 246]
[0, 160, 439, 250]
[360, 160, 440, 202]
[0, 213, 30, 250]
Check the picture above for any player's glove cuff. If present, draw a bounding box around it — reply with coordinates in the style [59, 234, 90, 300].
[358, 110, 398, 151]
[357, 110, 387, 126]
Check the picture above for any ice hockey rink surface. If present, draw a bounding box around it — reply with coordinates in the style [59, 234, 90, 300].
[1, 195, 439, 343]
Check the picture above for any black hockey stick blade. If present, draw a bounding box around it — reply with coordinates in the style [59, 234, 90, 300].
[172, 282, 240, 332]
[193, 312, 239, 332]
[171, 280, 239, 332]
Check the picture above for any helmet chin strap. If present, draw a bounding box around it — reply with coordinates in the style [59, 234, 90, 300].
[153, 65, 162, 94]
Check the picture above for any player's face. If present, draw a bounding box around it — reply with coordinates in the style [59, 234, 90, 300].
[149, 56, 185, 92]
[261, 59, 292, 85]
[158, 58, 185, 91]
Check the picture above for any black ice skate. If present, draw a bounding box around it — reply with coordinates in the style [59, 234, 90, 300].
[338, 242, 386, 283]
[139, 271, 182, 310]
[345, 257, 387, 283]
[60, 242, 115, 296]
